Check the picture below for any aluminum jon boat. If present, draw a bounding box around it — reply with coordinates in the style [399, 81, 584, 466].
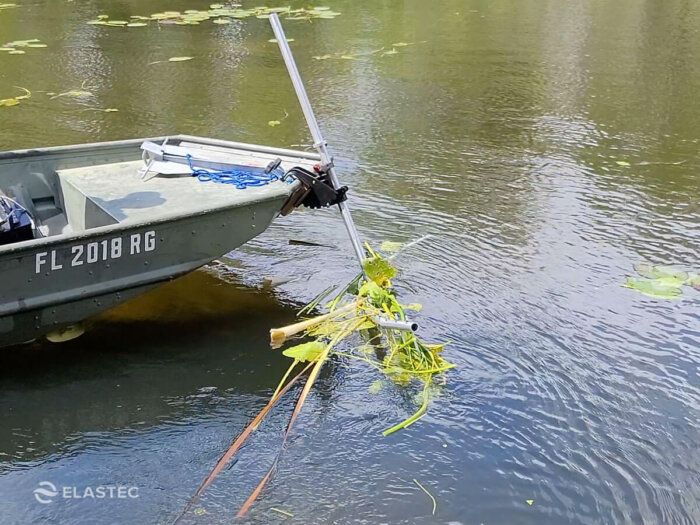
[0, 135, 334, 348]
[0, 15, 376, 349]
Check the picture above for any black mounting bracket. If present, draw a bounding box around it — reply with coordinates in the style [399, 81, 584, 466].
[281, 166, 348, 214]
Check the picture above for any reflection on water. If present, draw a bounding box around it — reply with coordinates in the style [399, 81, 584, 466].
[1, 0, 700, 523]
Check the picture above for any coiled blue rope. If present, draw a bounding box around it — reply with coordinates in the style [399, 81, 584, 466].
[186, 154, 284, 190]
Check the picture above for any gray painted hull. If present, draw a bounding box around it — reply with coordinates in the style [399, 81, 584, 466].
[0, 135, 320, 349]
[0, 199, 284, 348]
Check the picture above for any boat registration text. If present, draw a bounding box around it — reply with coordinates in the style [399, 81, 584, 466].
[35, 231, 157, 274]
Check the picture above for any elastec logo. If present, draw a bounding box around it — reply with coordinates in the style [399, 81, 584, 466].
[32, 481, 139, 504]
[33, 482, 58, 504]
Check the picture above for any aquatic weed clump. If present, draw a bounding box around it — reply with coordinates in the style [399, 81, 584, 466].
[178, 242, 453, 519]
[284, 242, 455, 434]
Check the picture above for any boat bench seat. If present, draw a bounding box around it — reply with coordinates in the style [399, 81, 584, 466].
[2, 183, 72, 238]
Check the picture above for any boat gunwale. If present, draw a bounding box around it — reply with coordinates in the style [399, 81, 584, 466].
[0, 135, 320, 257]
[0, 134, 322, 163]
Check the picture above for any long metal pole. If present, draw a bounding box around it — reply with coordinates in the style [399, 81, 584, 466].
[269, 13, 366, 268]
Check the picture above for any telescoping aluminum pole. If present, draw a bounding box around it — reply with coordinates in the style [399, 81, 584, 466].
[269, 13, 366, 268]
[269, 15, 417, 333]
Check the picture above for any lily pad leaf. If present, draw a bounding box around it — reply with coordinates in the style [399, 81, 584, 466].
[358, 280, 391, 305]
[282, 341, 326, 362]
[622, 277, 682, 299]
[0, 87, 31, 108]
[634, 264, 688, 284]
[362, 255, 397, 286]
[368, 380, 383, 394]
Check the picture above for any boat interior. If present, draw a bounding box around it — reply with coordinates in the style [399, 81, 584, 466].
[0, 135, 318, 247]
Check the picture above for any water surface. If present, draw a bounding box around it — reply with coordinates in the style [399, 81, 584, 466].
[1, 0, 699, 523]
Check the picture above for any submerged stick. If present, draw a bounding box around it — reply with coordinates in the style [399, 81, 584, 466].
[173, 362, 313, 524]
[236, 346, 331, 517]
[237, 318, 366, 517]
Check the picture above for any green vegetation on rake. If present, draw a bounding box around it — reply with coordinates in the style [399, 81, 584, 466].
[276, 241, 454, 435]
[180, 243, 453, 518]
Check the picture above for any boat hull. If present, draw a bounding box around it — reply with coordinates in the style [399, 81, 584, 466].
[0, 198, 285, 348]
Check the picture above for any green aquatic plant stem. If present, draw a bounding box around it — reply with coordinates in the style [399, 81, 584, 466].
[413, 478, 437, 515]
[382, 375, 432, 436]
[272, 359, 300, 399]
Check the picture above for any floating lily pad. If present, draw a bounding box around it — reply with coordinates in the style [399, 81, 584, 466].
[622, 277, 682, 299]
[633, 264, 688, 285]
[0, 87, 31, 107]
[88, 5, 341, 28]
[2, 38, 46, 53]
[368, 380, 383, 394]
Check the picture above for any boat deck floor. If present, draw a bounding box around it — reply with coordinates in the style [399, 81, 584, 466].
[57, 141, 312, 228]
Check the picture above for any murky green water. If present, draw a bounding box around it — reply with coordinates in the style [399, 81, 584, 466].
[1, 0, 700, 523]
